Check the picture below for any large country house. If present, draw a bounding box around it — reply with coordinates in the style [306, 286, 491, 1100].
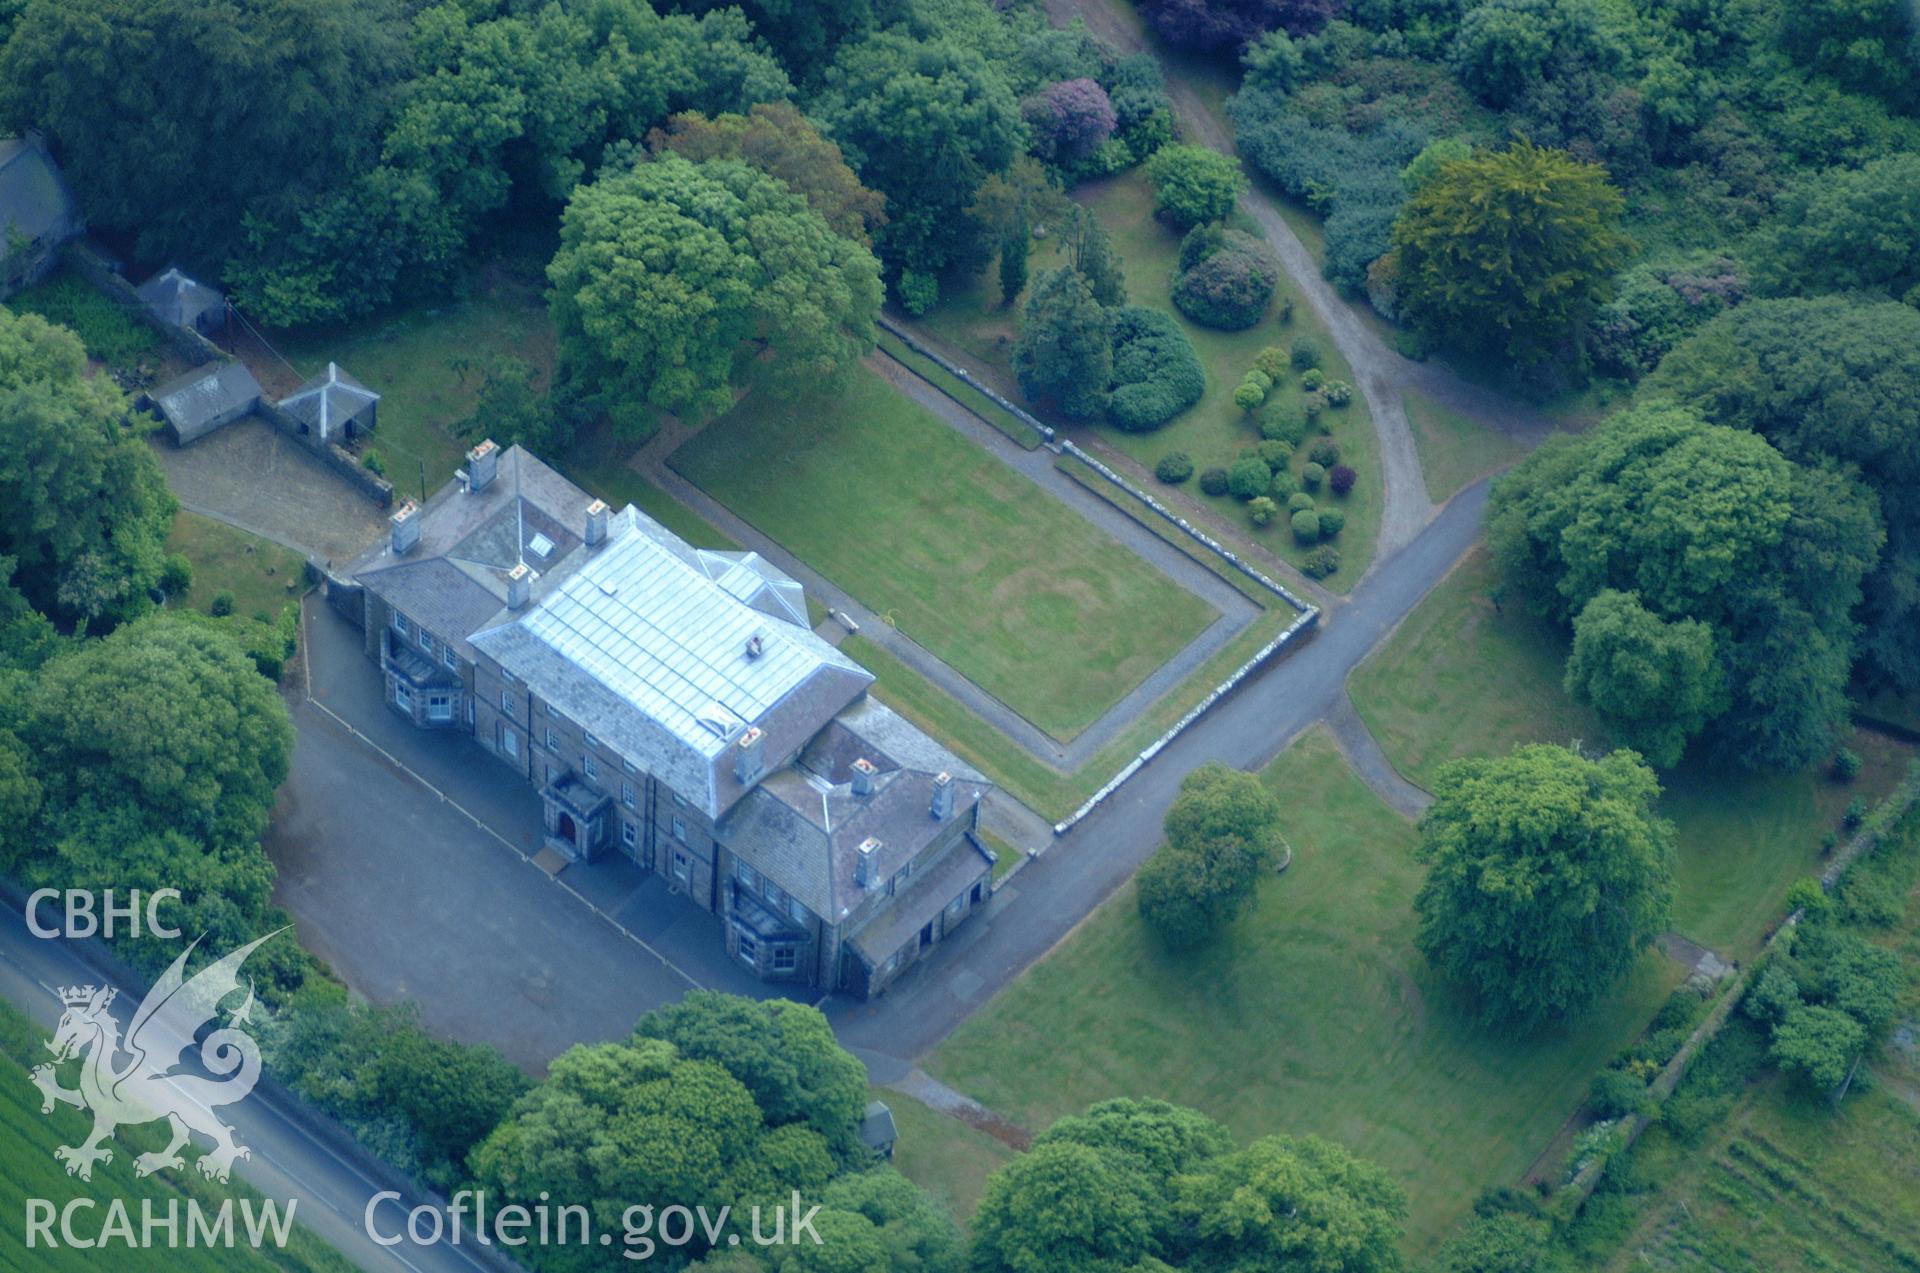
[330, 442, 995, 999]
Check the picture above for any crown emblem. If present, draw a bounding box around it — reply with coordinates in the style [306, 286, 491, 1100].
[59, 985, 104, 1008]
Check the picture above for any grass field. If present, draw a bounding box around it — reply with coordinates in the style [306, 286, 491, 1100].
[929, 727, 1678, 1254]
[882, 1091, 1016, 1228]
[673, 367, 1216, 742]
[274, 270, 556, 494]
[1401, 388, 1527, 503]
[165, 511, 308, 621]
[0, 999, 354, 1272]
[1348, 547, 1915, 957]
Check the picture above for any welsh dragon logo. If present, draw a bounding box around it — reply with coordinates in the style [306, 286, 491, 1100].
[29, 930, 284, 1184]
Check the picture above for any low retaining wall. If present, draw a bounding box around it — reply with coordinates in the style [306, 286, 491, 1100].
[876, 315, 1056, 444]
[257, 400, 395, 508]
[64, 242, 230, 368]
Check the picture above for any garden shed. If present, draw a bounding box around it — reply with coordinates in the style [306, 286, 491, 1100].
[279, 361, 379, 443]
[150, 360, 262, 445]
[137, 266, 226, 335]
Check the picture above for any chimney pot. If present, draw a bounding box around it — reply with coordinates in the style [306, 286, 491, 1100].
[735, 726, 766, 785]
[506, 562, 532, 609]
[931, 771, 955, 821]
[851, 757, 877, 797]
[467, 439, 499, 492]
[390, 500, 421, 554]
[584, 499, 609, 546]
[856, 837, 882, 888]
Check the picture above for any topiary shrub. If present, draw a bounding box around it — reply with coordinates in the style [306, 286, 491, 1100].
[1248, 495, 1279, 526]
[1268, 467, 1301, 500]
[1291, 508, 1321, 542]
[211, 590, 235, 617]
[1256, 439, 1294, 469]
[1156, 451, 1195, 483]
[1233, 378, 1267, 412]
[1303, 545, 1340, 578]
[1199, 466, 1231, 496]
[1255, 346, 1289, 379]
[1290, 335, 1322, 370]
[1324, 379, 1353, 406]
[1301, 461, 1325, 490]
[1287, 491, 1316, 513]
[1229, 455, 1272, 500]
[1329, 463, 1357, 495]
[1172, 232, 1279, 330]
[1108, 306, 1206, 431]
[1309, 438, 1341, 466]
[1317, 506, 1346, 537]
[1244, 368, 1273, 393]
[897, 268, 940, 315]
[1260, 403, 1309, 445]
[1832, 748, 1862, 782]
[1301, 367, 1326, 391]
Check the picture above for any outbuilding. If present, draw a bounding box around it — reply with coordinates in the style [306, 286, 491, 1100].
[137, 267, 226, 335]
[149, 360, 262, 445]
[0, 132, 82, 297]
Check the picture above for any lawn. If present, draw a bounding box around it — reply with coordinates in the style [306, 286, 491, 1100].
[882, 1091, 1016, 1228]
[672, 366, 1216, 742]
[1401, 387, 1527, 503]
[166, 510, 308, 621]
[930, 727, 1678, 1255]
[1348, 547, 1915, 958]
[0, 998, 355, 1272]
[273, 270, 556, 494]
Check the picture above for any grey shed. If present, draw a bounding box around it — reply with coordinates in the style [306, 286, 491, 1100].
[279, 362, 379, 443]
[137, 267, 225, 335]
[150, 361, 262, 445]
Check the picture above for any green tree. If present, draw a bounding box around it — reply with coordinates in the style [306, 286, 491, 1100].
[1389, 142, 1630, 362]
[1136, 761, 1282, 947]
[453, 356, 568, 457]
[633, 992, 868, 1159]
[1071, 209, 1129, 308]
[658, 0, 876, 83]
[1415, 744, 1674, 1029]
[368, 1022, 529, 1184]
[969, 1141, 1155, 1273]
[1144, 145, 1248, 228]
[1014, 268, 1113, 418]
[1447, 0, 1620, 109]
[1037, 1098, 1231, 1217]
[814, 1170, 962, 1273]
[817, 32, 1025, 301]
[999, 231, 1031, 306]
[1749, 155, 1920, 300]
[650, 103, 888, 248]
[1769, 1002, 1865, 1091]
[29, 613, 293, 851]
[548, 153, 881, 424]
[1173, 1135, 1407, 1273]
[0, 310, 174, 631]
[1430, 1213, 1564, 1273]
[1566, 590, 1727, 768]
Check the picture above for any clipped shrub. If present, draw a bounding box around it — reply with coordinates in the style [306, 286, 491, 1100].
[1301, 461, 1326, 490]
[160, 553, 194, 597]
[1832, 748, 1862, 782]
[1291, 509, 1321, 542]
[1178, 221, 1230, 272]
[1287, 491, 1316, 513]
[1173, 234, 1279, 329]
[1588, 1068, 1651, 1120]
[210, 590, 235, 617]
[1329, 463, 1357, 495]
[1302, 390, 1328, 418]
[1309, 438, 1342, 466]
[1155, 451, 1195, 483]
[1290, 335, 1322, 370]
[1254, 346, 1289, 379]
[1303, 545, 1340, 578]
[897, 268, 939, 315]
[1256, 439, 1294, 469]
[1324, 379, 1353, 406]
[1233, 379, 1267, 412]
[1301, 367, 1326, 391]
[1268, 467, 1301, 500]
[1317, 506, 1346, 537]
[1229, 455, 1272, 500]
[1248, 495, 1279, 526]
[1844, 797, 1867, 828]
[1108, 306, 1206, 431]
[1199, 466, 1231, 496]
[1278, 295, 1294, 323]
[1259, 403, 1309, 445]
[1244, 368, 1273, 393]
[362, 449, 386, 476]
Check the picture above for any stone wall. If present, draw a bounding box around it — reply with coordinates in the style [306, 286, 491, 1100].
[256, 399, 395, 508]
[63, 242, 229, 367]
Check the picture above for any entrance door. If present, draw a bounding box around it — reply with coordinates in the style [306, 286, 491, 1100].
[919, 922, 934, 950]
[557, 811, 578, 852]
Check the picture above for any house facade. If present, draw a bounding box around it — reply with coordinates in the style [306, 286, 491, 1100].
[330, 442, 996, 999]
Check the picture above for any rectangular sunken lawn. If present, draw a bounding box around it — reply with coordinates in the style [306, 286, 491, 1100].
[672, 366, 1217, 741]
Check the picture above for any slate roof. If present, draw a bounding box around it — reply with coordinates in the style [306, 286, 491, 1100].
[846, 835, 995, 966]
[150, 361, 261, 434]
[280, 362, 378, 438]
[136, 267, 223, 329]
[718, 697, 989, 923]
[0, 134, 78, 248]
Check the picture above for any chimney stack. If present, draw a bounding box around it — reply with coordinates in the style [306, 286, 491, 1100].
[584, 498, 608, 546]
[734, 726, 766, 784]
[506, 562, 531, 609]
[931, 771, 955, 821]
[856, 838, 882, 888]
[851, 757, 877, 797]
[390, 500, 421, 554]
[467, 439, 499, 492]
